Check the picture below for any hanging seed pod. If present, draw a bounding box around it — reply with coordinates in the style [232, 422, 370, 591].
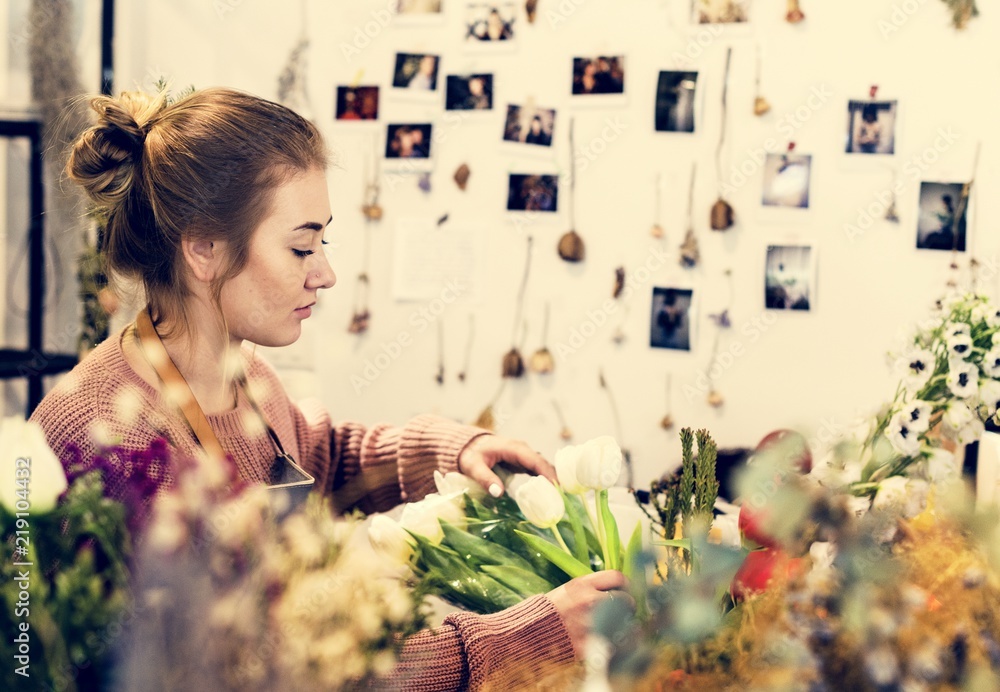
[660, 414, 675, 430]
[613, 267, 626, 299]
[785, 0, 805, 23]
[362, 203, 383, 221]
[502, 348, 525, 378]
[710, 199, 735, 231]
[680, 227, 700, 268]
[611, 326, 626, 344]
[474, 404, 496, 431]
[650, 224, 665, 239]
[454, 163, 471, 190]
[552, 400, 572, 441]
[661, 374, 675, 430]
[885, 196, 900, 223]
[560, 427, 573, 441]
[347, 309, 370, 334]
[753, 96, 772, 116]
[530, 347, 554, 374]
[558, 230, 586, 262]
[707, 390, 724, 408]
[526, 0, 539, 23]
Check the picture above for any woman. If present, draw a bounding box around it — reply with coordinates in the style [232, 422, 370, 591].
[31, 88, 626, 689]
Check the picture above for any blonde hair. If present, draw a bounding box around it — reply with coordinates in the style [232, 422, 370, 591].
[66, 87, 329, 335]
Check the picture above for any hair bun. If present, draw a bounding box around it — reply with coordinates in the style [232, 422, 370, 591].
[67, 91, 165, 209]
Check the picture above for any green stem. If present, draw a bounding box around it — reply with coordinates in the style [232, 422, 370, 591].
[551, 526, 573, 556]
[594, 490, 609, 567]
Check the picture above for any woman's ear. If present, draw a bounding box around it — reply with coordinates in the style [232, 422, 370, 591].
[180, 237, 224, 284]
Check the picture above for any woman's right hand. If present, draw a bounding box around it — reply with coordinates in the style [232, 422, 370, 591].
[546, 570, 634, 660]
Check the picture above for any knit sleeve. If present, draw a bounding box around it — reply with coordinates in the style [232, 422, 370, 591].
[375, 594, 576, 691]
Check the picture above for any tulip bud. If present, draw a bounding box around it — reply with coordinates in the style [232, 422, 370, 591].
[554, 445, 587, 495]
[575, 436, 623, 490]
[0, 417, 69, 513]
[513, 476, 565, 529]
[399, 492, 467, 545]
[434, 470, 487, 500]
[369, 515, 416, 566]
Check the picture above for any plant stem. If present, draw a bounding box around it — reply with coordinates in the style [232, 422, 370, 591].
[551, 526, 573, 556]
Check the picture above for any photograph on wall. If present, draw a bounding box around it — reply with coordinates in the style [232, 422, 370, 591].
[571, 56, 626, 96]
[650, 287, 695, 351]
[506, 174, 559, 212]
[692, 0, 751, 24]
[655, 71, 698, 133]
[765, 244, 814, 311]
[503, 105, 556, 147]
[392, 53, 441, 92]
[334, 86, 380, 121]
[445, 74, 494, 110]
[464, 3, 516, 43]
[916, 181, 968, 251]
[385, 124, 434, 159]
[762, 153, 812, 209]
[845, 100, 898, 155]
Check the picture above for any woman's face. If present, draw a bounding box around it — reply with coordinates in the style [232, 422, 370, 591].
[219, 168, 336, 347]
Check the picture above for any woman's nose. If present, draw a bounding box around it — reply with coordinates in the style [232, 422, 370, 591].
[308, 253, 336, 289]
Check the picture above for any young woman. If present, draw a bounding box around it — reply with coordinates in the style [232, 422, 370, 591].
[30, 88, 627, 689]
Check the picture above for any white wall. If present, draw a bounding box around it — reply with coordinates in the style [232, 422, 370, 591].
[111, 0, 1000, 484]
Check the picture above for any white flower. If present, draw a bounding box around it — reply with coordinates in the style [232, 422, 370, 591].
[943, 401, 975, 432]
[0, 417, 69, 513]
[872, 476, 910, 511]
[979, 380, 1000, 418]
[946, 333, 974, 360]
[897, 348, 935, 392]
[433, 470, 486, 500]
[399, 492, 466, 545]
[946, 360, 979, 399]
[886, 412, 922, 457]
[708, 513, 741, 548]
[925, 449, 959, 484]
[554, 445, 587, 494]
[981, 347, 1000, 378]
[956, 419, 985, 446]
[971, 303, 991, 325]
[898, 400, 933, 433]
[512, 476, 565, 529]
[988, 307, 1000, 329]
[368, 515, 416, 566]
[943, 321, 971, 339]
[992, 332, 1000, 347]
[574, 436, 623, 490]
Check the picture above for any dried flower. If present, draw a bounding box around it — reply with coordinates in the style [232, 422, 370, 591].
[526, 0, 539, 22]
[558, 229, 586, 262]
[361, 203, 383, 221]
[474, 404, 496, 431]
[530, 347, 554, 374]
[680, 227, 700, 268]
[454, 163, 471, 190]
[502, 348, 525, 378]
[651, 223, 665, 239]
[707, 390, 724, 408]
[347, 309, 370, 334]
[786, 0, 805, 23]
[612, 266, 626, 299]
[710, 199, 735, 231]
[754, 95, 771, 116]
[660, 414, 675, 430]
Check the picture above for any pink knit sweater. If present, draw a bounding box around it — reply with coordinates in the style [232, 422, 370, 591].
[30, 327, 576, 689]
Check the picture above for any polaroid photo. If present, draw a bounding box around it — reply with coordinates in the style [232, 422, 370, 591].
[393, 0, 447, 25]
[334, 86, 380, 122]
[506, 174, 559, 213]
[655, 70, 699, 133]
[445, 74, 495, 111]
[691, 0, 751, 25]
[502, 104, 556, 150]
[383, 123, 435, 171]
[764, 243, 816, 312]
[391, 53, 442, 102]
[845, 100, 898, 157]
[762, 153, 812, 209]
[570, 55, 627, 106]
[463, 2, 518, 51]
[916, 181, 969, 252]
[650, 287, 696, 351]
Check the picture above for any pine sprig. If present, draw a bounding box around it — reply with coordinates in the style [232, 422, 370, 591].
[678, 428, 697, 533]
[694, 429, 719, 520]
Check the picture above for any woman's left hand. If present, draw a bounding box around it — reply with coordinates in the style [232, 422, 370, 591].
[457, 435, 557, 497]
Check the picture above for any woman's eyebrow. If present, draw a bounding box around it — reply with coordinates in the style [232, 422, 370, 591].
[291, 215, 334, 232]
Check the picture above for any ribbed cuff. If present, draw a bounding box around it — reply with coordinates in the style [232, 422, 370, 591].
[398, 414, 492, 502]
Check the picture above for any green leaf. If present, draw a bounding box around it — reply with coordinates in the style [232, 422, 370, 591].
[515, 530, 593, 579]
[621, 521, 643, 582]
[598, 489, 622, 571]
[481, 564, 556, 597]
[440, 521, 536, 573]
[562, 491, 591, 564]
[654, 538, 693, 551]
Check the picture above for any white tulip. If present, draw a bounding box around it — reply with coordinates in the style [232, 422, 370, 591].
[433, 470, 486, 500]
[399, 492, 466, 545]
[369, 515, 416, 566]
[0, 417, 68, 514]
[554, 445, 587, 494]
[575, 436, 623, 490]
[513, 476, 565, 529]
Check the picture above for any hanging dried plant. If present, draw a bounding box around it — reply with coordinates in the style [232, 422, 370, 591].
[361, 136, 383, 221]
[611, 305, 629, 345]
[457, 314, 474, 382]
[651, 173, 665, 238]
[474, 382, 507, 431]
[942, 0, 979, 29]
[660, 373, 675, 430]
[558, 118, 586, 262]
[435, 320, 445, 386]
[503, 237, 533, 379]
[552, 399, 573, 441]
[530, 303, 555, 374]
[702, 270, 734, 409]
[418, 172, 432, 193]
[680, 162, 700, 268]
[526, 0, 539, 23]
[276, 2, 314, 121]
[454, 163, 471, 190]
[711, 47, 735, 232]
[347, 273, 371, 335]
[785, 0, 805, 23]
[612, 267, 626, 299]
[599, 369, 632, 488]
[707, 390, 725, 408]
[753, 44, 771, 116]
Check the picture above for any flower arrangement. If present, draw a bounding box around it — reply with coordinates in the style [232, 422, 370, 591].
[119, 450, 428, 690]
[370, 436, 644, 615]
[847, 293, 1000, 502]
[0, 418, 131, 692]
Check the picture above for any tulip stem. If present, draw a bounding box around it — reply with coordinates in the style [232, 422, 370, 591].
[595, 490, 609, 568]
[551, 526, 573, 557]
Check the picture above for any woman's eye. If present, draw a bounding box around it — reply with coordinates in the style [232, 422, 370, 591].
[292, 249, 314, 258]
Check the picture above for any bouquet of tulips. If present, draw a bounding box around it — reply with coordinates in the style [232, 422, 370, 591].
[369, 436, 645, 614]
